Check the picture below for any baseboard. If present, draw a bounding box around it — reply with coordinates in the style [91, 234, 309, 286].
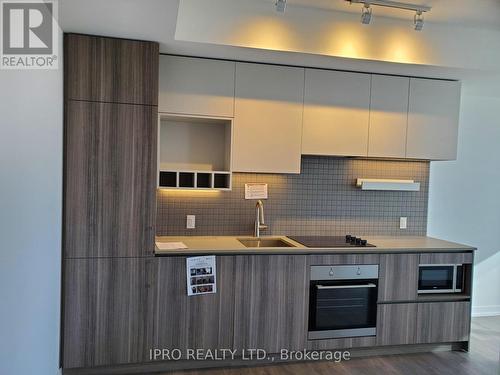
[472, 305, 500, 317]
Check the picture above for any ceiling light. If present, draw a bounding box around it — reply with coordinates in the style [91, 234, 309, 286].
[361, 4, 372, 24]
[414, 10, 424, 31]
[346, 0, 430, 30]
[275, 0, 286, 13]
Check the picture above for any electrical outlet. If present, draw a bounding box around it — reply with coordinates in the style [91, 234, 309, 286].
[400, 217, 408, 229]
[186, 215, 196, 229]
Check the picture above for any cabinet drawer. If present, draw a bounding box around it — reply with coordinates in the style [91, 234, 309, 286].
[420, 252, 473, 264]
[416, 302, 470, 343]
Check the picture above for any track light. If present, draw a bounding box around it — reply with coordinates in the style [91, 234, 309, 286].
[414, 10, 424, 31]
[361, 4, 372, 24]
[275, 0, 286, 13]
[346, 0, 430, 30]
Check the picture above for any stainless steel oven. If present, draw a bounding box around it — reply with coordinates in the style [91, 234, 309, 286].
[308, 265, 379, 340]
[418, 264, 464, 293]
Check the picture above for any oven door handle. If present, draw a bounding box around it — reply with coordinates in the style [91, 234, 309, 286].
[316, 283, 376, 289]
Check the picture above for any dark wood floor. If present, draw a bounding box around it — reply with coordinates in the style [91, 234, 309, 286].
[160, 317, 500, 375]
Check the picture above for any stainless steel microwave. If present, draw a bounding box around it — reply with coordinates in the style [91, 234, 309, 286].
[418, 264, 464, 294]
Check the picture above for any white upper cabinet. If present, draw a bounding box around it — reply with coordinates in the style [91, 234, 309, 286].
[232, 63, 305, 174]
[302, 69, 371, 157]
[406, 78, 461, 160]
[368, 75, 410, 158]
[159, 55, 235, 117]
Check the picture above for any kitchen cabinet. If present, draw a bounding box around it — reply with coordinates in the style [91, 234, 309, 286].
[416, 302, 470, 343]
[233, 255, 308, 352]
[154, 256, 235, 357]
[419, 252, 473, 264]
[406, 78, 461, 160]
[233, 63, 304, 173]
[62, 258, 156, 368]
[64, 33, 158, 105]
[377, 303, 417, 346]
[378, 254, 419, 302]
[64, 101, 157, 258]
[368, 75, 410, 158]
[302, 69, 371, 157]
[159, 55, 236, 117]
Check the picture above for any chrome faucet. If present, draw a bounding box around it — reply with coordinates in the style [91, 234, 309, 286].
[254, 200, 268, 237]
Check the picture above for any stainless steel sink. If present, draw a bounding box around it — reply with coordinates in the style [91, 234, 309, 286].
[237, 238, 295, 248]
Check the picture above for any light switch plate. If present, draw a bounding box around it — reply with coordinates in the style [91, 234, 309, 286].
[400, 217, 408, 229]
[186, 215, 196, 229]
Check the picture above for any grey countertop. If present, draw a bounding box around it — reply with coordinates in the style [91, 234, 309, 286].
[155, 235, 476, 256]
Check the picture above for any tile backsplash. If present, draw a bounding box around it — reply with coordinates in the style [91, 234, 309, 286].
[156, 156, 429, 237]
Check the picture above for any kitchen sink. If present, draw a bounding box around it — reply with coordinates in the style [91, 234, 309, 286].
[237, 238, 295, 248]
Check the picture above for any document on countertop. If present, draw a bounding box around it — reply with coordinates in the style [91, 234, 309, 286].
[156, 241, 188, 250]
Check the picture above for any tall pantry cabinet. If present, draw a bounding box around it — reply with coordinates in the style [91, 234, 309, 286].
[62, 34, 159, 369]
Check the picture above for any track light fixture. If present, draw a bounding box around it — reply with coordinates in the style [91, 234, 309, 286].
[414, 10, 424, 31]
[275, 0, 286, 13]
[346, 0, 430, 30]
[361, 4, 372, 24]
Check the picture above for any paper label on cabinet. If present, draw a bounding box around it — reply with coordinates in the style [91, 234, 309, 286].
[186, 256, 216, 296]
[156, 241, 188, 250]
[245, 183, 268, 199]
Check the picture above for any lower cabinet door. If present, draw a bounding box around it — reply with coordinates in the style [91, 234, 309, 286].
[232, 255, 308, 353]
[416, 302, 471, 343]
[376, 303, 417, 346]
[153, 256, 236, 357]
[378, 254, 419, 302]
[62, 258, 156, 369]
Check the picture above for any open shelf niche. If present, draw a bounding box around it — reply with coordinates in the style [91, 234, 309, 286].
[158, 113, 233, 190]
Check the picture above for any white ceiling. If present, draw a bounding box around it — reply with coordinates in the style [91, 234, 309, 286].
[59, 0, 500, 90]
[288, 0, 500, 29]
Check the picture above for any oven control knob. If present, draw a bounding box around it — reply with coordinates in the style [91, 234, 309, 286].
[357, 267, 361, 275]
[329, 268, 334, 276]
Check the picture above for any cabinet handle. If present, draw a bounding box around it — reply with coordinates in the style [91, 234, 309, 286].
[316, 283, 376, 290]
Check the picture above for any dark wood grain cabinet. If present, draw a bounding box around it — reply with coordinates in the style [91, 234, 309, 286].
[154, 256, 236, 357]
[64, 33, 159, 105]
[63, 101, 157, 258]
[62, 258, 156, 369]
[378, 254, 419, 302]
[416, 302, 471, 344]
[377, 303, 418, 346]
[233, 255, 308, 353]
[419, 252, 473, 264]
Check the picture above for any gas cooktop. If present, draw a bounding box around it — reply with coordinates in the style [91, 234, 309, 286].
[288, 235, 376, 248]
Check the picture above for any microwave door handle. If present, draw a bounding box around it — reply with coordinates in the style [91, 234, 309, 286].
[316, 283, 377, 290]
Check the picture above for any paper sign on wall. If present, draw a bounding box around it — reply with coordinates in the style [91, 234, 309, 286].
[186, 255, 216, 296]
[245, 183, 268, 199]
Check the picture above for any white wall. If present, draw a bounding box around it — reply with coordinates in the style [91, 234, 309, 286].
[176, 0, 500, 72]
[428, 90, 500, 316]
[0, 60, 63, 374]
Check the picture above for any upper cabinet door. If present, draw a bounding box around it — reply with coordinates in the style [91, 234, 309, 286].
[233, 63, 304, 174]
[406, 78, 461, 160]
[159, 56, 236, 117]
[64, 34, 159, 105]
[368, 75, 410, 158]
[302, 69, 371, 157]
